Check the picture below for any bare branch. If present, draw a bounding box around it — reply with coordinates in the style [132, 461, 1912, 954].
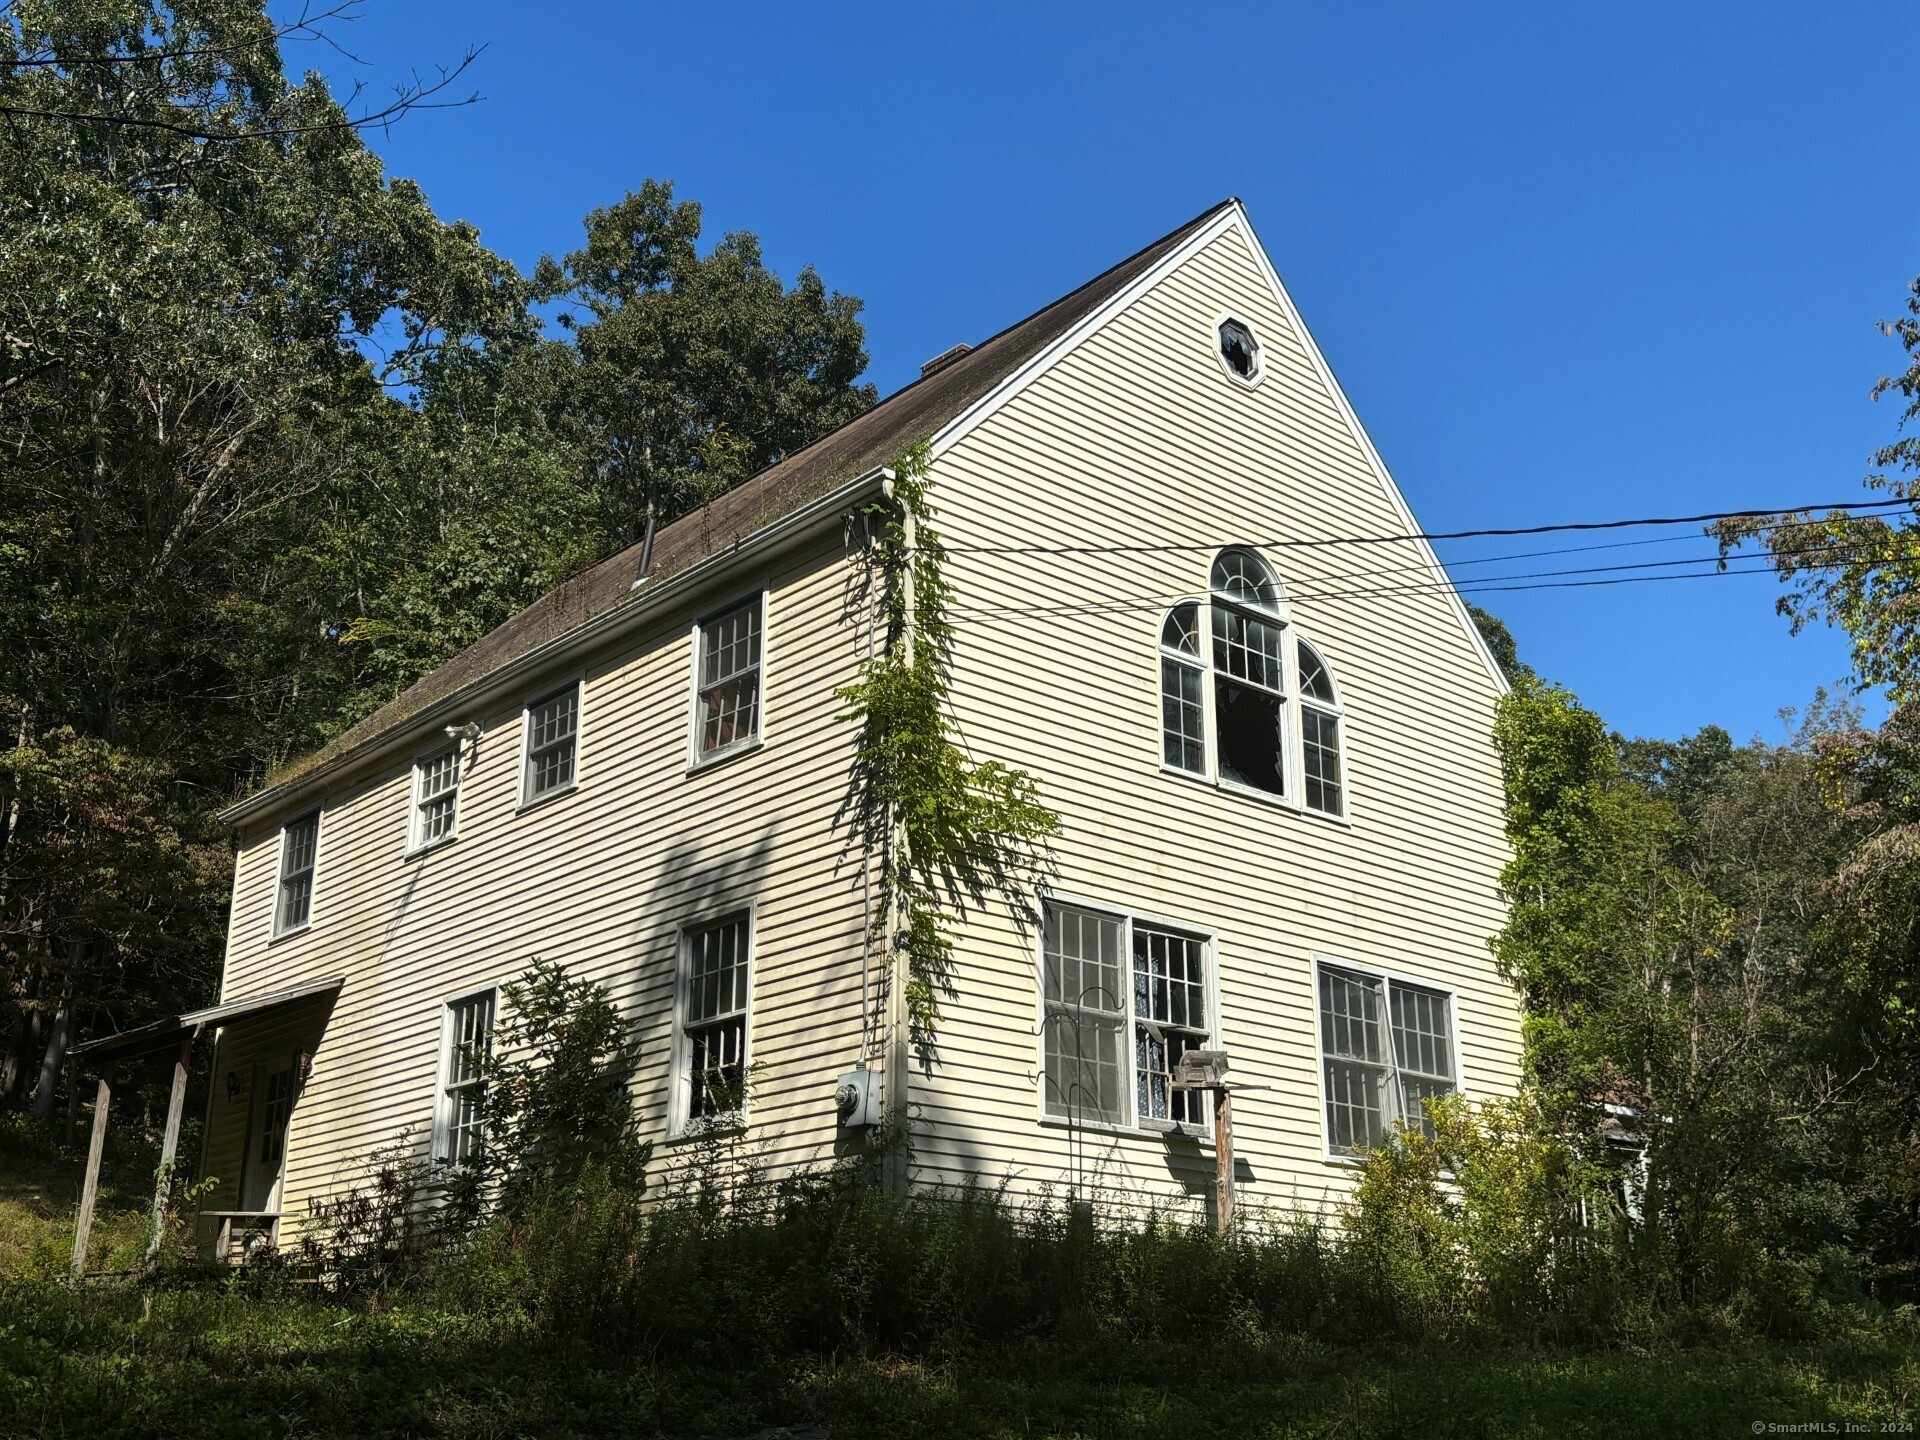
[0, 48, 484, 143]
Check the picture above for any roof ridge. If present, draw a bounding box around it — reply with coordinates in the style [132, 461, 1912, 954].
[235, 198, 1240, 816]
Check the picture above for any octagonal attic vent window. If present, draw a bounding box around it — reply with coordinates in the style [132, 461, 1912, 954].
[1217, 316, 1261, 387]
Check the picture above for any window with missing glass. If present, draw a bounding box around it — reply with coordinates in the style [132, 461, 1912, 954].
[435, 990, 495, 1166]
[1154, 548, 1350, 819]
[1217, 316, 1261, 385]
[676, 912, 751, 1129]
[522, 683, 580, 804]
[1316, 962, 1457, 1155]
[1210, 548, 1287, 796]
[1041, 900, 1215, 1134]
[694, 596, 763, 760]
[274, 811, 319, 935]
[410, 746, 462, 851]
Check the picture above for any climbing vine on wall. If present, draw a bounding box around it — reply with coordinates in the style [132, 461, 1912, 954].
[838, 443, 1060, 1052]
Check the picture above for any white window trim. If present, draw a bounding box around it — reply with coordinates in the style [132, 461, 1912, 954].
[668, 903, 757, 1138]
[268, 809, 322, 940]
[431, 985, 499, 1171]
[1033, 891, 1223, 1143]
[1295, 639, 1350, 822]
[517, 674, 585, 812]
[1212, 309, 1266, 391]
[1154, 553, 1353, 827]
[685, 588, 770, 773]
[405, 741, 465, 856]
[1309, 954, 1465, 1164]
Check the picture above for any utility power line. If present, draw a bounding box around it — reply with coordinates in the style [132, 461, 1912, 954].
[946, 535, 1889, 623]
[943, 495, 1913, 556]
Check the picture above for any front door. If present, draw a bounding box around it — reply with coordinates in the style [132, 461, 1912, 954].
[240, 1064, 294, 1213]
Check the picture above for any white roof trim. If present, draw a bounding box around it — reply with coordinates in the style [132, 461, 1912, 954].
[928, 200, 1508, 695]
[1226, 202, 1510, 694]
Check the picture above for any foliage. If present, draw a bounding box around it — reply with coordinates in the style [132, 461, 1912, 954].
[0, 2, 874, 1117]
[529, 179, 877, 546]
[1490, 674, 1920, 1305]
[1714, 275, 1920, 702]
[837, 446, 1060, 1051]
[441, 960, 650, 1228]
[1469, 604, 1533, 684]
[297, 1138, 435, 1296]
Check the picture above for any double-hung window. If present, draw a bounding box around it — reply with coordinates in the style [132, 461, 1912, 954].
[436, 990, 495, 1166]
[522, 683, 580, 804]
[675, 912, 751, 1130]
[693, 597, 764, 760]
[1041, 900, 1215, 1134]
[1316, 962, 1457, 1154]
[410, 747, 462, 851]
[273, 811, 320, 935]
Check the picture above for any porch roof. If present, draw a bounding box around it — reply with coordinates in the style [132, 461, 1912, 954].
[70, 975, 345, 1064]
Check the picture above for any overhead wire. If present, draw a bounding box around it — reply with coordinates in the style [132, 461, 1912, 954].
[942, 495, 1913, 556]
[944, 533, 1892, 624]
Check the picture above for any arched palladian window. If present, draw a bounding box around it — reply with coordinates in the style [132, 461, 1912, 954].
[1208, 547, 1289, 796]
[1297, 640, 1345, 817]
[1156, 546, 1348, 816]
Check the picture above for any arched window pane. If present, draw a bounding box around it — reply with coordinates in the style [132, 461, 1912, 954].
[1160, 602, 1200, 656]
[1209, 548, 1282, 610]
[1298, 641, 1336, 703]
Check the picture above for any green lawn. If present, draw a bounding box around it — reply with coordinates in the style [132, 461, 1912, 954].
[3, 1278, 1914, 1439]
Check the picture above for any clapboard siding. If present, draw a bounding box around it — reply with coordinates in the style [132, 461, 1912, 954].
[909, 222, 1519, 1218]
[210, 533, 877, 1233]
[203, 211, 1520, 1232]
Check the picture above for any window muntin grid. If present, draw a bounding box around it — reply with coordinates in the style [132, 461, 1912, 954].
[259, 1067, 294, 1164]
[1317, 963, 1457, 1154]
[274, 812, 319, 934]
[1209, 552, 1287, 797]
[1208, 548, 1283, 610]
[697, 599, 763, 758]
[1302, 705, 1344, 816]
[1042, 902, 1213, 1133]
[1132, 925, 1209, 1125]
[411, 748, 461, 850]
[1042, 904, 1127, 1125]
[1298, 641, 1345, 817]
[680, 914, 750, 1125]
[1390, 981, 1456, 1141]
[523, 685, 579, 801]
[1158, 602, 1206, 776]
[438, 990, 494, 1165]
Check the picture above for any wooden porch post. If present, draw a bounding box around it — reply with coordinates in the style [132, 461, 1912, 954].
[147, 1031, 194, 1262]
[69, 1064, 114, 1281]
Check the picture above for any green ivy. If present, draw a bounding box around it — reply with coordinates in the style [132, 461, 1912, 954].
[838, 444, 1059, 1051]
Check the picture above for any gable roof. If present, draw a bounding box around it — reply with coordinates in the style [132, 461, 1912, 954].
[228, 200, 1242, 823]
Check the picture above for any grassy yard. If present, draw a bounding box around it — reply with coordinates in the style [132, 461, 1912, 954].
[4, 1282, 1915, 1439]
[2, 1131, 1915, 1439]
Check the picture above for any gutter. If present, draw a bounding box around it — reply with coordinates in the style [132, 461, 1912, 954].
[221, 467, 891, 831]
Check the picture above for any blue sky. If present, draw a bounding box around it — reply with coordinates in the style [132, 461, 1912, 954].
[305, 2, 1920, 743]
